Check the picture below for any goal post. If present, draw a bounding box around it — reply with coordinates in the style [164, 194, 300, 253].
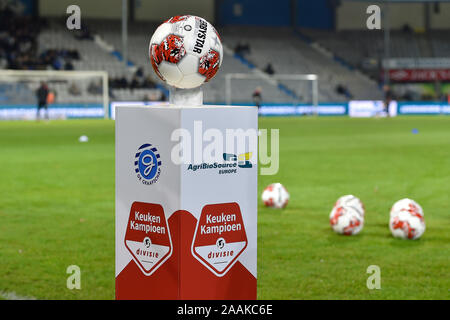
[0, 70, 109, 119]
[225, 73, 319, 114]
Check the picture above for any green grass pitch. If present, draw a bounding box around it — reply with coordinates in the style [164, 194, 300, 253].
[0, 116, 448, 299]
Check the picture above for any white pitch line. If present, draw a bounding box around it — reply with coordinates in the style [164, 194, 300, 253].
[0, 290, 37, 300]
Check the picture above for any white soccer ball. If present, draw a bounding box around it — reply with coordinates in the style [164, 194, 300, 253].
[149, 15, 223, 89]
[389, 198, 425, 240]
[78, 135, 88, 142]
[330, 195, 365, 235]
[334, 194, 365, 218]
[262, 183, 290, 209]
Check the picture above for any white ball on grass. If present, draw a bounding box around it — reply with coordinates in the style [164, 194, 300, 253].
[261, 183, 290, 209]
[389, 198, 425, 240]
[330, 195, 365, 235]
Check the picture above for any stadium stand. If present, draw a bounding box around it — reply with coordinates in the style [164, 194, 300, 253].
[300, 28, 450, 69]
[82, 20, 292, 103]
[37, 19, 163, 103]
[87, 21, 383, 103]
[0, 8, 386, 105]
[430, 30, 450, 57]
[220, 26, 383, 102]
[5, 11, 448, 106]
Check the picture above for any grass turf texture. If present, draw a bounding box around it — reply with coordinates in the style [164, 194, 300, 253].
[0, 117, 448, 299]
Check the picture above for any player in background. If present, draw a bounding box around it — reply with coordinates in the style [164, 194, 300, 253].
[252, 87, 262, 114]
[382, 85, 394, 117]
[36, 81, 49, 121]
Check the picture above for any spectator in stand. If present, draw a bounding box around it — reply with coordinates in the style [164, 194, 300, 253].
[402, 24, 413, 34]
[143, 93, 151, 102]
[64, 59, 74, 70]
[52, 58, 62, 70]
[133, 67, 145, 88]
[0, 7, 44, 70]
[402, 90, 414, 101]
[68, 82, 81, 96]
[111, 78, 120, 89]
[264, 63, 275, 75]
[110, 76, 130, 89]
[336, 84, 353, 99]
[130, 75, 141, 89]
[69, 49, 80, 60]
[9, 34, 79, 71]
[135, 67, 144, 79]
[234, 42, 242, 55]
[143, 76, 156, 88]
[88, 80, 102, 95]
[119, 77, 128, 89]
[234, 42, 251, 56]
[75, 25, 94, 40]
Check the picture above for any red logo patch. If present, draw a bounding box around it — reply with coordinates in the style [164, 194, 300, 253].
[199, 49, 220, 82]
[124, 202, 172, 276]
[150, 44, 165, 81]
[343, 217, 361, 235]
[150, 34, 186, 69]
[165, 15, 190, 23]
[392, 217, 415, 239]
[330, 206, 344, 226]
[192, 203, 248, 276]
[401, 203, 424, 222]
[160, 34, 186, 64]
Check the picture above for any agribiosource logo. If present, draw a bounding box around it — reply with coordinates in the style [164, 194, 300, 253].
[187, 152, 253, 175]
[134, 143, 161, 185]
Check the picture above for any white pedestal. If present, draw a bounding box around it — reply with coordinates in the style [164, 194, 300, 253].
[115, 104, 258, 299]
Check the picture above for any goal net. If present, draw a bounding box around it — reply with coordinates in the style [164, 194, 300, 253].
[0, 70, 109, 120]
[224, 72, 319, 115]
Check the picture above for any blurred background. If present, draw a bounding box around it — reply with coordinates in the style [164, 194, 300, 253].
[0, 0, 449, 118]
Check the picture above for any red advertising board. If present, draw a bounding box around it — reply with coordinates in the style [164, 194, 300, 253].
[389, 69, 450, 82]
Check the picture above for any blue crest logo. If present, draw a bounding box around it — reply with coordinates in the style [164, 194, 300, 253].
[135, 144, 161, 185]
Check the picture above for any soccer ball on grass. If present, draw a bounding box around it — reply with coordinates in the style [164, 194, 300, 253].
[329, 195, 365, 235]
[262, 183, 290, 209]
[389, 198, 425, 240]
